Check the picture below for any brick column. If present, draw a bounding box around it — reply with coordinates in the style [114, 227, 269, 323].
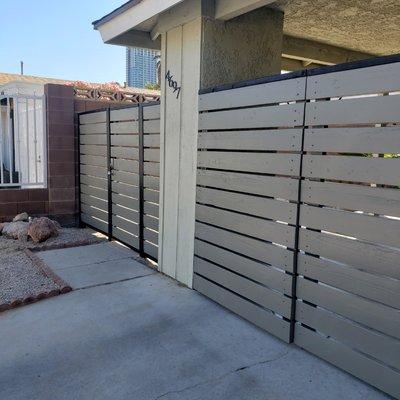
[45, 84, 77, 226]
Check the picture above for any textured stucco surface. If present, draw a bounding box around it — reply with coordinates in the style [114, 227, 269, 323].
[274, 0, 400, 56]
[201, 7, 284, 89]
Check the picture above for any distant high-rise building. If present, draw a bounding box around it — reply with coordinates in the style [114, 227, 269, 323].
[126, 47, 159, 88]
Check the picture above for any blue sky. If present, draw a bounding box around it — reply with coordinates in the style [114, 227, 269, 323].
[0, 1, 127, 84]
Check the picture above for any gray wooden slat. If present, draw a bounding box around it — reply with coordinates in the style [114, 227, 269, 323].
[198, 129, 302, 151]
[80, 154, 107, 167]
[144, 189, 159, 203]
[144, 215, 158, 231]
[199, 103, 304, 130]
[304, 127, 400, 154]
[144, 201, 159, 218]
[111, 147, 139, 160]
[294, 325, 400, 399]
[195, 222, 294, 271]
[196, 170, 298, 201]
[144, 134, 160, 148]
[112, 170, 139, 186]
[196, 204, 295, 247]
[113, 159, 139, 174]
[144, 228, 158, 245]
[196, 186, 297, 224]
[143, 105, 160, 120]
[110, 107, 138, 121]
[81, 213, 108, 233]
[195, 239, 291, 293]
[143, 119, 160, 134]
[81, 204, 108, 220]
[110, 121, 139, 134]
[303, 155, 400, 186]
[144, 241, 158, 259]
[80, 112, 106, 124]
[299, 229, 400, 280]
[80, 175, 107, 190]
[111, 134, 139, 147]
[112, 193, 139, 210]
[199, 77, 306, 111]
[298, 253, 400, 309]
[80, 134, 107, 145]
[113, 228, 139, 249]
[306, 62, 400, 99]
[144, 175, 159, 191]
[305, 94, 400, 125]
[79, 123, 107, 135]
[300, 204, 400, 248]
[112, 215, 139, 236]
[80, 165, 107, 179]
[112, 181, 139, 198]
[144, 162, 160, 176]
[193, 275, 290, 342]
[301, 180, 400, 217]
[194, 257, 291, 317]
[80, 145, 107, 157]
[297, 301, 400, 370]
[80, 184, 107, 201]
[144, 148, 159, 162]
[198, 152, 301, 176]
[297, 277, 400, 339]
[112, 204, 139, 223]
[81, 193, 107, 212]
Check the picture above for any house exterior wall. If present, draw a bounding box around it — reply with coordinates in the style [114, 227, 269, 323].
[0, 84, 133, 224]
[158, 6, 285, 287]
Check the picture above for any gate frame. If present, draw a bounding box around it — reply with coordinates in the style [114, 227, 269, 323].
[77, 101, 160, 262]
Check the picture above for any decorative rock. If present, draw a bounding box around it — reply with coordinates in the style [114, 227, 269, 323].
[27, 217, 59, 243]
[0, 222, 9, 234]
[2, 221, 29, 240]
[13, 212, 29, 222]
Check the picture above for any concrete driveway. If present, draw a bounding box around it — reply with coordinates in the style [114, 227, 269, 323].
[0, 243, 390, 400]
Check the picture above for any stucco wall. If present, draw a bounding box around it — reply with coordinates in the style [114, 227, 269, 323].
[200, 7, 284, 89]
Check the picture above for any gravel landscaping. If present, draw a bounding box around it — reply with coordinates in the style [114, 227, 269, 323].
[0, 228, 106, 311]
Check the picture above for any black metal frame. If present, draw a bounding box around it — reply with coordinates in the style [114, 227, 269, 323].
[77, 103, 160, 262]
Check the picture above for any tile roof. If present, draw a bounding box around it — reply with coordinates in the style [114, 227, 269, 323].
[0, 72, 159, 96]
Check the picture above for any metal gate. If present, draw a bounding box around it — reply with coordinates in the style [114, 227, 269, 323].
[78, 102, 160, 260]
[195, 55, 400, 399]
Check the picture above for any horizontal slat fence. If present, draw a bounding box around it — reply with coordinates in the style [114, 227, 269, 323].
[195, 76, 307, 343]
[195, 57, 400, 398]
[78, 103, 160, 261]
[295, 61, 400, 399]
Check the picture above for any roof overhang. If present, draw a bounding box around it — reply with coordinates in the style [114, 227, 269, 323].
[93, 0, 276, 48]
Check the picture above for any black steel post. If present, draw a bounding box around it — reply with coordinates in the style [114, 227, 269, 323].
[106, 108, 112, 241]
[289, 76, 308, 343]
[76, 113, 83, 228]
[138, 104, 145, 258]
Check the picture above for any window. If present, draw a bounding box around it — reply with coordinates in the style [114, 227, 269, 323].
[0, 95, 46, 188]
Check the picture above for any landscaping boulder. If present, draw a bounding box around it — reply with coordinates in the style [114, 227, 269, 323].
[13, 212, 29, 222]
[27, 217, 59, 243]
[2, 221, 29, 240]
[0, 222, 9, 234]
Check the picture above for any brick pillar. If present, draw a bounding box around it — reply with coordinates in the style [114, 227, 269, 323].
[45, 84, 77, 226]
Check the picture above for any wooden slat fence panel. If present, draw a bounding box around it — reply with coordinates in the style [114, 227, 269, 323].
[195, 77, 306, 342]
[79, 104, 160, 261]
[294, 60, 400, 399]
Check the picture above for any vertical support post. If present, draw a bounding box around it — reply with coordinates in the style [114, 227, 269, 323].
[76, 113, 83, 228]
[289, 75, 308, 343]
[106, 108, 112, 241]
[138, 104, 145, 258]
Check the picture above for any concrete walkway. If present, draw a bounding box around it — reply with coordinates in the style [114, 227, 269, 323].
[0, 243, 390, 400]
